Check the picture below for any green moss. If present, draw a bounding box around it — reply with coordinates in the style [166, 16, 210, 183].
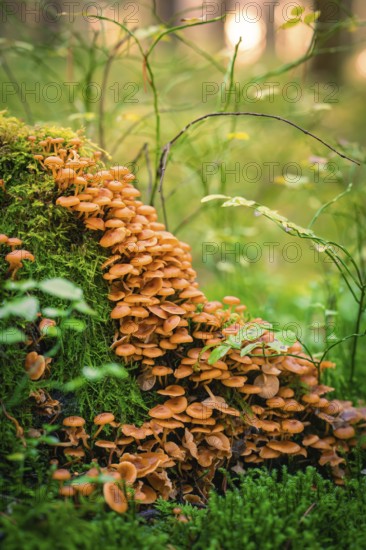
[0, 113, 148, 442]
[2, 467, 366, 550]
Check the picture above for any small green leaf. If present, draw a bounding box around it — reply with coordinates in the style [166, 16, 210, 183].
[208, 345, 231, 365]
[82, 367, 103, 381]
[304, 11, 320, 25]
[180, 17, 203, 23]
[222, 197, 256, 208]
[42, 307, 69, 318]
[201, 194, 230, 203]
[61, 318, 86, 332]
[0, 296, 39, 321]
[42, 436, 60, 445]
[40, 324, 60, 338]
[280, 18, 301, 29]
[82, 363, 128, 381]
[267, 340, 288, 353]
[225, 335, 242, 350]
[62, 377, 85, 391]
[5, 279, 37, 292]
[39, 278, 83, 301]
[73, 300, 96, 316]
[257, 206, 288, 223]
[291, 6, 305, 16]
[240, 342, 261, 356]
[282, 221, 315, 236]
[104, 363, 129, 379]
[7, 453, 25, 461]
[0, 327, 27, 344]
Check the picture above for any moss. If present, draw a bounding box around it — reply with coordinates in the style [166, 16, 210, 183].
[0, 113, 149, 440]
[2, 467, 366, 550]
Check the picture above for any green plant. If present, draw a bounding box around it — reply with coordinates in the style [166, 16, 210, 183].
[202, 181, 366, 385]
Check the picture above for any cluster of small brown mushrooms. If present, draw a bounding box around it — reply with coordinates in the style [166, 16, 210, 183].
[4, 134, 366, 514]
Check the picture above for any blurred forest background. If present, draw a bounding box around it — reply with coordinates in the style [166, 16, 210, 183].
[1, 0, 366, 395]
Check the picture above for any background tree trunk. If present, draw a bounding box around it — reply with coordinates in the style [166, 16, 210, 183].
[312, 0, 353, 81]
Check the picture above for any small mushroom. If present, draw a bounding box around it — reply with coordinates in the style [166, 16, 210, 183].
[103, 481, 128, 514]
[6, 250, 34, 279]
[253, 374, 280, 399]
[25, 352, 47, 380]
[116, 461, 137, 484]
[267, 440, 301, 454]
[6, 237, 22, 250]
[56, 196, 80, 209]
[52, 468, 71, 491]
[93, 412, 115, 439]
[44, 155, 64, 178]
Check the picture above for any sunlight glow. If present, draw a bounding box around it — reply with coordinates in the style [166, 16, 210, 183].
[356, 49, 366, 78]
[224, 13, 266, 63]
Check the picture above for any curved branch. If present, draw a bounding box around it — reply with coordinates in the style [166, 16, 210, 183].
[153, 111, 361, 204]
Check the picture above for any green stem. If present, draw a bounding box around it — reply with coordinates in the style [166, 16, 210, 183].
[349, 287, 365, 383]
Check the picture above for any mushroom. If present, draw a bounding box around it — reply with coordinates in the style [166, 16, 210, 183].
[164, 396, 188, 415]
[100, 228, 128, 248]
[25, 352, 47, 380]
[333, 426, 355, 440]
[267, 440, 301, 454]
[6, 249, 34, 279]
[56, 196, 80, 209]
[52, 468, 71, 492]
[6, 237, 22, 250]
[44, 155, 64, 178]
[186, 402, 212, 420]
[63, 416, 86, 429]
[103, 481, 128, 514]
[56, 168, 76, 190]
[253, 374, 280, 399]
[281, 419, 304, 434]
[115, 343, 136, 360]
[148, 405, 173, 420]
[93, 412, 115, 439]
[116, 461, 137, 484]
[59, 485, 75, 498]
[222, 295, 241, 305]
[157, 385, 185, 397]
[137, 484, 157, 504]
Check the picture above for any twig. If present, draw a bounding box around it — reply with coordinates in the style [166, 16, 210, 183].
[308, 184, 353, 229]
[130, 142, 152, 194]
[349, 287, 365, 383]
[300, 502, 317, 522]
[220, 38, 242, 112]
[153, 112, 360, 205]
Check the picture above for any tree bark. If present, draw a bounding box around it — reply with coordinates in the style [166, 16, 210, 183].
[312, 0, 353, 82]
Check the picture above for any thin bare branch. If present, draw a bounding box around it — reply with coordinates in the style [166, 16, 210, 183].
[153, 111, 361, 204]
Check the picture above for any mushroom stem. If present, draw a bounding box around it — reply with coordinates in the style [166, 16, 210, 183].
[203, 384, 216, 401]
[150, 425, 164, 446]
[108, 448, 116, 467]
[93, 425, 104, 439]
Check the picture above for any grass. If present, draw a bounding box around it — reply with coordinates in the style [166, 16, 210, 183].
[2, 467, 366, 550]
